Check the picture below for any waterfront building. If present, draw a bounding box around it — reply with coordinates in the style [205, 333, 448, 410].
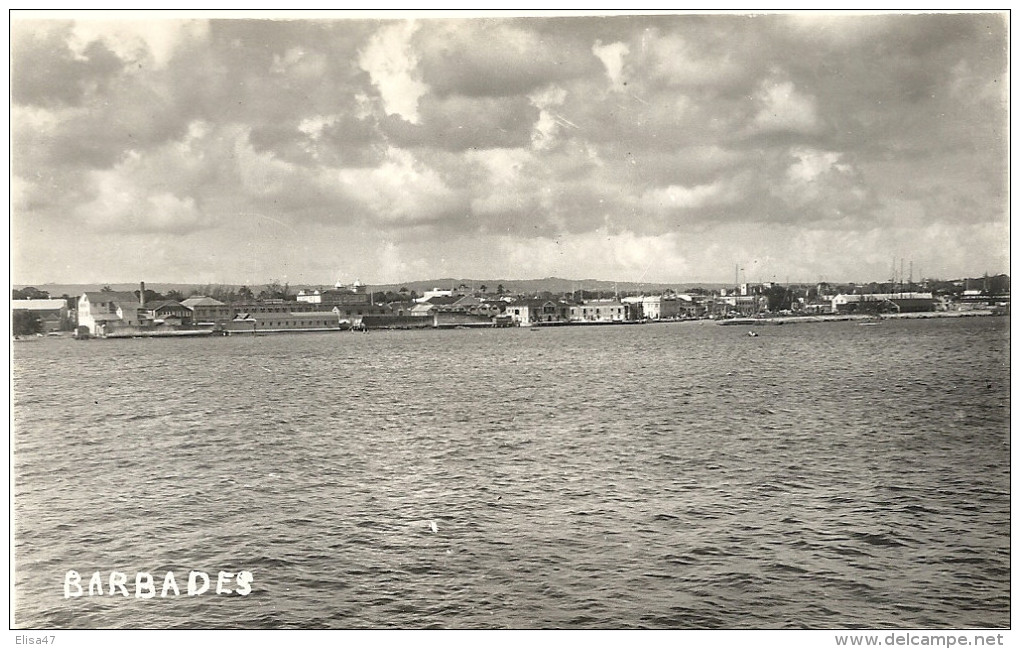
[12, 299, 70, 333]
[450, 295, 503, 317]
[410, 303, 438, 318]
[146, 300, 193, 326]
[957, 289, 1011, 310]
[181, 296, 233, 325]
[831, 293, 936, 314]
[259, 311, 342, 331]
[449, 295, 483, 313]
[231, 300, 318, 316]
[714, 294, 768, 317]
[620, 295, 681, 320]
[506, 299, 572, 325]
[673, 294, 702, 318]
[569, 298, 627, 323]
[77, 291, 143, 335]
[332, 303, 391, 324]
[421, 295, 460, 310]
[223, 311, 342, 333]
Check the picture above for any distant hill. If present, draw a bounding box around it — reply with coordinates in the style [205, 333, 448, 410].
[369, 277, 728, 295]
[11, 283, 209, 298]
[12, 274, 1009, 298]
[12, 278, 729, 298]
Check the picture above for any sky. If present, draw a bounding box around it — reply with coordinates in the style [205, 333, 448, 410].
[10, 11, 1009, 286]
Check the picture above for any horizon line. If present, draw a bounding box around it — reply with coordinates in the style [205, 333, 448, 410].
[11, 272, 1007, 289]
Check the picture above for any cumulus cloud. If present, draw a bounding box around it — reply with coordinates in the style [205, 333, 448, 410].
[358, 21, 428, 123]
[69, 19, 208, 68]
[769, 147, 872, 222]
[592, 39, 630, 90]
[752, 77, 821, 134]
[269, 46, 327, 80]
[76, 165, 204, 233]
[528, 85, 569, 149]
[336, 147, 464, 225]
[642, 30, 742, 88]
[9, 14, 1008, 284]
[640, 180, 735, 212]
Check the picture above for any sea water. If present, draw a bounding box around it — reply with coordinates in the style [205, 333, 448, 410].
[12, 317, 1010, 628]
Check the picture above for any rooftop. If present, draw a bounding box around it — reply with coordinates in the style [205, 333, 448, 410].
[82, 291, 138, 306]
[181, 296, 227, 307]
[11, 299, 67, 311]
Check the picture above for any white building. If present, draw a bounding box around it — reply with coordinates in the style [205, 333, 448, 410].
[77, 291, 142, 335]
[621, 295, 681, 320]
[416, 288, 454, 303]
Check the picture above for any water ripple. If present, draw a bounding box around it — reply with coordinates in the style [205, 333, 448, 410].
[12, 317, 1010, 629]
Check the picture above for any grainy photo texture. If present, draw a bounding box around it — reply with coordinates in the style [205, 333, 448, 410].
[11, 12, 1010, 633]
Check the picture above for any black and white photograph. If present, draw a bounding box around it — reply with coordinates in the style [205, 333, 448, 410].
[9, 9, 1011, 643]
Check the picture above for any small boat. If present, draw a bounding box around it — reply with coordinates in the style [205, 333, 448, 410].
[747, 331, 759, 337]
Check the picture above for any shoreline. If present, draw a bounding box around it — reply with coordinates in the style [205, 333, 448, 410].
[24, 309, 1008, 342]
[715, 310, 1004, 326]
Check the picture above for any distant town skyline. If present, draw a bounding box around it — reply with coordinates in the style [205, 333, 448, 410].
[11, 11, 1009, 286]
